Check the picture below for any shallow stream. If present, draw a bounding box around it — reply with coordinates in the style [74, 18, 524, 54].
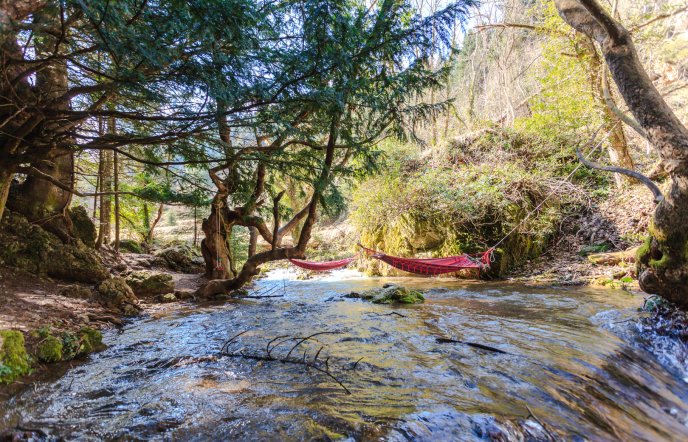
[2, 269, 688, 440]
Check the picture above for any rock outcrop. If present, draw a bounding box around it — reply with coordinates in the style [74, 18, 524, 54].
[0, 210, 108, 283]
[125, 271, 175, 296]
[95, 278, 141, 316]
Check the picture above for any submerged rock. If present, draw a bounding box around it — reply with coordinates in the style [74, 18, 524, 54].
[96, 278, 141, 316]
[0, 330, 30, 383]
[347, 284, 425, 304]
[0, 210, 108, 283]
[125, 271, 175, 296]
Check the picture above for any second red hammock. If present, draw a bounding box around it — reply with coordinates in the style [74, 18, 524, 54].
[358, 243, 492, 275]
[289, 257, 356, 271]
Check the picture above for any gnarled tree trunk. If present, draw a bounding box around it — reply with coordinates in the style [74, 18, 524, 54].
[5, 5, 75, 241]
[555, 0, 688, 308]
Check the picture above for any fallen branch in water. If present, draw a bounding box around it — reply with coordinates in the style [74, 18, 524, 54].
[365, 311, 407, 318]
[435, 337, 508, 354]
[219, 330, 352, 394]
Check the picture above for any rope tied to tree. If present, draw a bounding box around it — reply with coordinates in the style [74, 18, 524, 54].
[214, 203, 224, 271]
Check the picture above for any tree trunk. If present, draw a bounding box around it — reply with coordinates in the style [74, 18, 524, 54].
[112, 119, 120, 252]
[95, 148, 113, 248]
[555, 0, 688, 308]
[201, 202, 232, 280]
[146, 203, 164, 244]
[0, 167, 13, 221]
[248, 227, 258, 258]
[5, 6, 74, 241]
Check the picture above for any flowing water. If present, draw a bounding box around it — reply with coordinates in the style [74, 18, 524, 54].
[2, 269, 688, 441]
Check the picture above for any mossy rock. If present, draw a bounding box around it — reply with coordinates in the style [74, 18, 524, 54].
[157, 293, 177, 303]
[0, 210, 108, 283]
[154, 245, 203, 273]
[347, 285, 425, 304]
[119, 239, 144, 254]
[96, 277, 141, 316]
[0, 330, 30, 383]
[58, 284, 92, 299]
[125, 271, 175, 296]
[77, 327, 105, 354]
[36, 335, 63, 363]
[68, 205, 96, 248]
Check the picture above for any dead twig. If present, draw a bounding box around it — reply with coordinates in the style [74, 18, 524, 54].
[435, 337, 508, 354]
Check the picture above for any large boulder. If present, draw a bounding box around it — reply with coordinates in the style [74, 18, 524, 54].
[125, 271, 175, 296]
[154, 244, 203, 273]
[0, 210, 108, 283]
[67, 205, 96, 248]
[96, 278, 141, 316]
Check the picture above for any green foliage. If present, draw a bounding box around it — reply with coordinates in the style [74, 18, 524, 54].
[0, 330, 30, 383]
[515, 2, 600, 141]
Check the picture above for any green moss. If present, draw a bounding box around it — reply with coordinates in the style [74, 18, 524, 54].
[0, 330, 30, 383]
[37, 335, 63, 363]
[77, 327, 105, 354]
[119, 239, 144, 254]
[650, 252, 673, 271]
[348, 285, 425, 304]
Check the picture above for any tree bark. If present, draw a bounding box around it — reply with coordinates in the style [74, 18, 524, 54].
[95, 148, 113, 248]
[113, 120, 120, 251]
[5, 6, 74, 241]
[201, 202, 232, 280]
[555, 0, 688, 308]
[0, 167, 12, 221]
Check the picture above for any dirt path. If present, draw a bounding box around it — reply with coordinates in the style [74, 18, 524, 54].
[0, 267, 119, 333]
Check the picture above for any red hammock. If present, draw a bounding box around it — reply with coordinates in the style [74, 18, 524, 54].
[358, 243, 492, 275]
[289, 257, 356, 271]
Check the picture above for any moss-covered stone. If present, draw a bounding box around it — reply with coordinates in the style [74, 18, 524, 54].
[154, 244, 203, 273]
[96, 277, 141, 316]
[0, 210, 108, 283]
[36, 334, 63, 363]
[347, 285, 424, 304]
[157, 293, 177, 303]
[125, 271, 175, 296]
[0, 330, 30, 383]
[77, 327, 105, 354]
[119, 239, 144, 254]
[68, 205, 96, 248]
[58, 284, 92, 299]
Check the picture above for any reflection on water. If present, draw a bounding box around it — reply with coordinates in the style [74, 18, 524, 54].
[2, 269, 688, 441]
